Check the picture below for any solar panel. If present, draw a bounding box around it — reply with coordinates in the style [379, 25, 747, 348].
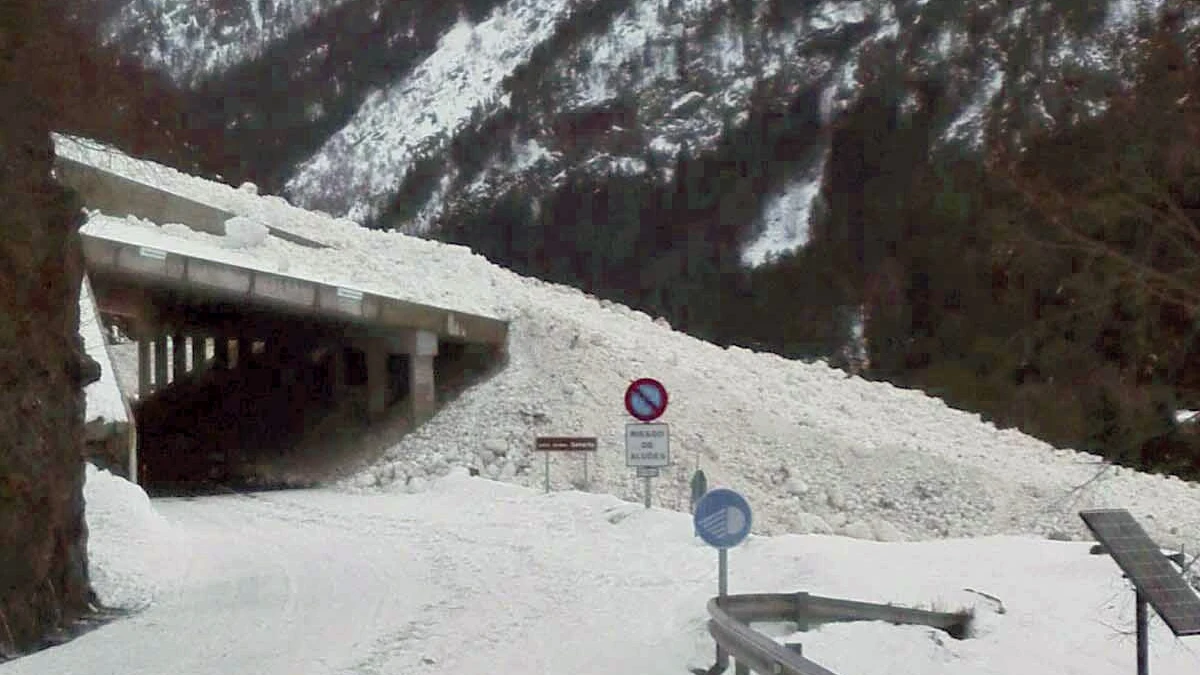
[1080, 509, 1200, 637]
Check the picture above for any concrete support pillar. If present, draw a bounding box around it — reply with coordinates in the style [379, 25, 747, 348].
[190, 333, 207, 374]
[365, 340, 388, 422]
[408, 330, 438, 421]
[153, 332, 168, 390]
[137, 337, 152, 398]
[214, 335, 231, 370]
[409, 354, 436, 421]
[171, 329, 187, 381]
[234, 336, 248, 370]
[330, 346, 346, 397]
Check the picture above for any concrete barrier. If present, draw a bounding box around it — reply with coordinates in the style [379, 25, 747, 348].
[57, 157, 236, 236]
[55, 156, 330, 249]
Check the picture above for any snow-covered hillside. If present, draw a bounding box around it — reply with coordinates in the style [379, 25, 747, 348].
[285, 0, 583, 224]
[55, 134, 1200, 551]
[278, 0, 1189, 257]
[86, 0, 1198, 265]
[92, 0, 358, 86]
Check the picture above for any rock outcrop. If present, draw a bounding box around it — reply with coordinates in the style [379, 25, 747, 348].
[0, 0, 100, 656]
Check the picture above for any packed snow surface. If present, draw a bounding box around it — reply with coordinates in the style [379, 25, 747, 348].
[57, 133, 1200, 552]
[10, 466, 1200, 674]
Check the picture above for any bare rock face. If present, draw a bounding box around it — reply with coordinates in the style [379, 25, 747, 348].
[0, 1, 100, 655]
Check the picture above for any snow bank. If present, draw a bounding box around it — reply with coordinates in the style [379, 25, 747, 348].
[79, 277, 127, 425]
[55, 134, 1200, 551]
[84, 464, 182, 610]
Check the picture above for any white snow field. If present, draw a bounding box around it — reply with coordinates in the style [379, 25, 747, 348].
[5, 466, 1200, 674]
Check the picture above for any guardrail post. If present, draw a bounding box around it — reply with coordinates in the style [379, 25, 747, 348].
[793, 592, 811, 632]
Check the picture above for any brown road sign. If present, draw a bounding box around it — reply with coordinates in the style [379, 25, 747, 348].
[535, 437, 598, 452]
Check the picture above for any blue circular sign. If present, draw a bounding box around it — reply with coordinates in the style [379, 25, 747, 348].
[693, 488, 753, 549]
[625, 378, 668, 422]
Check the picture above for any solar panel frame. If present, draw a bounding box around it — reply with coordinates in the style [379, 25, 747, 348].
[1080, 509, 1200, 637]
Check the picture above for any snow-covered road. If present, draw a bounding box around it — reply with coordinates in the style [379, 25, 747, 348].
[6, 473, 716, 675]
[7, 467, 1200, 674]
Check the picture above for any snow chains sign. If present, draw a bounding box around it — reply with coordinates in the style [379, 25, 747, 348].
[693, 488, 753, 549]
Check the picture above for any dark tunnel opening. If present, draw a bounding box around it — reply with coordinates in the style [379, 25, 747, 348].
[130, 327, 505, 498]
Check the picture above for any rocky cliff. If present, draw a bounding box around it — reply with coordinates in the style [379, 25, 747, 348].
[0, 0, 100, 656]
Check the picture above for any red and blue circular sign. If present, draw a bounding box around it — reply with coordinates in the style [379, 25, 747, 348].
[625, 378, 668, 422]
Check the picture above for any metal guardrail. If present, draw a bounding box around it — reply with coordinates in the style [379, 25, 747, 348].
[701, 592, 973, 675]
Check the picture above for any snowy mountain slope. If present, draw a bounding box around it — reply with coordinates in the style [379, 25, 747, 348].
[86, 0, 1198, 265]
[287, 0, 845, 230]
[56, 134, 1200, 550]
[92, 0, 360, 87]
[277, 0, 1191, 259]
[284, 0, 588, 223]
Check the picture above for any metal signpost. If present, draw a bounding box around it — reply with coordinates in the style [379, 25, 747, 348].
[690, 469, 708, 535]
[624, 377, 670, 508]
[694, 488, 753, 672]
[534, 436, 598, 493]
[695, 488, 754, 595]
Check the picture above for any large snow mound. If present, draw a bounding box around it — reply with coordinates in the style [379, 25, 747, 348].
[84, 464, 183, 610]
[55, 134, 1200, 550]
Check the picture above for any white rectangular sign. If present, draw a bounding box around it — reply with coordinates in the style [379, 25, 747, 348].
[626, 423, 669, 468]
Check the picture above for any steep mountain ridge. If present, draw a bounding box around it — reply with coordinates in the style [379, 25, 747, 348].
[84, 0, 1196, 261]
[282, 0, 1193, 258]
